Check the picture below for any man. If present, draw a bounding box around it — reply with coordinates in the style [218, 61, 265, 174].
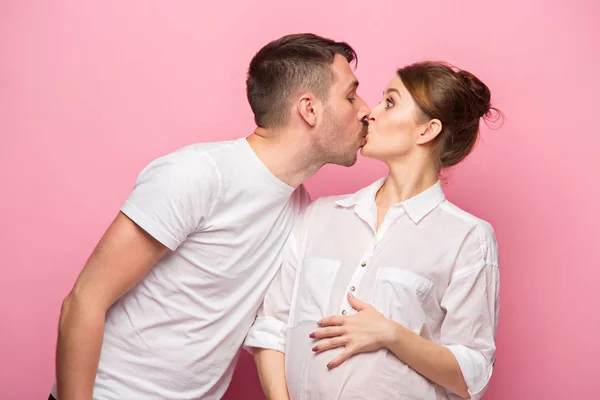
[50, 33, 369, 400]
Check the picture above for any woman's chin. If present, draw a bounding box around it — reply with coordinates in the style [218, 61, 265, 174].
[360, 143, 375, 159]
[360, 145, 388, 163]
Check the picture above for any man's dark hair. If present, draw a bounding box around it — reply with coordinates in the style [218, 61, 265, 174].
[246, 33, 357, 128]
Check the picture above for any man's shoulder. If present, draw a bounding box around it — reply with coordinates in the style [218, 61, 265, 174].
[131, 141, 241, 197]
[161, 138, 242, 163]
[142, 139, 245, 176]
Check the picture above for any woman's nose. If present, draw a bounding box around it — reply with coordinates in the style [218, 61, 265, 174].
[368, 104, 382, 121]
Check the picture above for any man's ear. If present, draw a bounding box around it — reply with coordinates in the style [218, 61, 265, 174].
[416, 118, 442, 145]
[297, 93, 318, 127]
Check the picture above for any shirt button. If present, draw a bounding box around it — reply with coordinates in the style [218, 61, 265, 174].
[341, 310, 348, 315]
[360, 261, 367, 267]
[349, 286, 356, 292]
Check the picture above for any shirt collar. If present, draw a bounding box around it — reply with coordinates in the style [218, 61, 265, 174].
[335, 178, 446, 224]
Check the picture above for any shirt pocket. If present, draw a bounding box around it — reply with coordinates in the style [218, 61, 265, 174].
[289, 257, 341, 327]
[373, 267, 434, 334]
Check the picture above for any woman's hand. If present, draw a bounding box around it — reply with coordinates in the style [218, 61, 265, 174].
[309, 293, 397, 369]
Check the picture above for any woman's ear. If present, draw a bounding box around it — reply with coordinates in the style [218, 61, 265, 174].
[417, 118, 442, 144]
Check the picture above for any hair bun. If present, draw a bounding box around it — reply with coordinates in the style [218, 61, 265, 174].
[458, 70, 491, 118]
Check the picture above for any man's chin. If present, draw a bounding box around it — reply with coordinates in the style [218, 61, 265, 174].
[327, 153, 357, 168]
[340, 152, 358, 167]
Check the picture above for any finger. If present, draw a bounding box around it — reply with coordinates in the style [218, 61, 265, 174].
[318, 315, 347, 327]
[312, 336, 349, 354]
[326, 349, 353, 369]
[347, 293, 368, 311]
[310, 326, 345, 340]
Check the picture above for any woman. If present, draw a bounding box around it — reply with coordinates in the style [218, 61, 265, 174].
[245, 61, 501, 400]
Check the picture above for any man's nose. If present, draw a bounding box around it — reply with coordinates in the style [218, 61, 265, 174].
[359, 100, 370, 121]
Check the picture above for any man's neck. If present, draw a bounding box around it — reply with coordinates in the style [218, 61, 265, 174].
[246, 128, 322, 189]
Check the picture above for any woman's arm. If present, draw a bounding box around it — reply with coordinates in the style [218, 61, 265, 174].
[243, 204, 312, 400]
[313, 225, 499, 400]
[313, 294, 470, 398]
[244, 251, 296, 400]
[253, 349, 290, 400]
[381, 317, 470, 398]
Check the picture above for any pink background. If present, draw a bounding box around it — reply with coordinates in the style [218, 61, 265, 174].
[1, 0, 599, 398]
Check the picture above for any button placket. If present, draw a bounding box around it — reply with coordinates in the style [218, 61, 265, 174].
[340, 242, 376, 315]
[376, 208, 405, 243]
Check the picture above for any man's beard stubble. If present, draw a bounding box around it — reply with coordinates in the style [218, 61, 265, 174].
[316, 109, 368, 167]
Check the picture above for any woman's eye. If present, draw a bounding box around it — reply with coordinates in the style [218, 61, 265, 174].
[384, 98, 393, 109]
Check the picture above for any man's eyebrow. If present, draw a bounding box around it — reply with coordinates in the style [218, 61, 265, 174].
[347, 81, 359, 91]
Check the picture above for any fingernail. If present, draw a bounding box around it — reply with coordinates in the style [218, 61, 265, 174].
[312, 346, 318, 352]
[348, 292, 355, 298]
[317, 320, 322, 325]
[309, 332, 315, 339]
[327, 362, 333, 369]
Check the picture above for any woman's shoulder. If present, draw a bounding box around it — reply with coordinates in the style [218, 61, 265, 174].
[439, 200, 499, 267]
[438, 200, 496, 236]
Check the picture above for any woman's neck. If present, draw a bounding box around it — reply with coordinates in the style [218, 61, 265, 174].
[376, 158, 439, 208]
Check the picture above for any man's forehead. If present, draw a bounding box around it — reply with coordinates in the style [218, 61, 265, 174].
[331, 53, 358, 86]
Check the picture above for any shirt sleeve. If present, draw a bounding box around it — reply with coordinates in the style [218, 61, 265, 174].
[440, 222, 500, 400]
[243, 195, 313, 354]
[120, 151, 220, 251]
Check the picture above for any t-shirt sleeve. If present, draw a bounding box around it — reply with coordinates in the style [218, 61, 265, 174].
[120, 151, 221, 251]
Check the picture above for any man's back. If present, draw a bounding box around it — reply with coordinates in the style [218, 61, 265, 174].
[52, 138, 309, 399]
[52, 33, 368, 400]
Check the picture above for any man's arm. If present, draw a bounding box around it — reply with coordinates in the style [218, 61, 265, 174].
[56, 212, 167, 400]
[56, 151, 219, 399]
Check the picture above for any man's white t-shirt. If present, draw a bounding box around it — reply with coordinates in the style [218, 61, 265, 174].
[51, 137, 310, 399]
